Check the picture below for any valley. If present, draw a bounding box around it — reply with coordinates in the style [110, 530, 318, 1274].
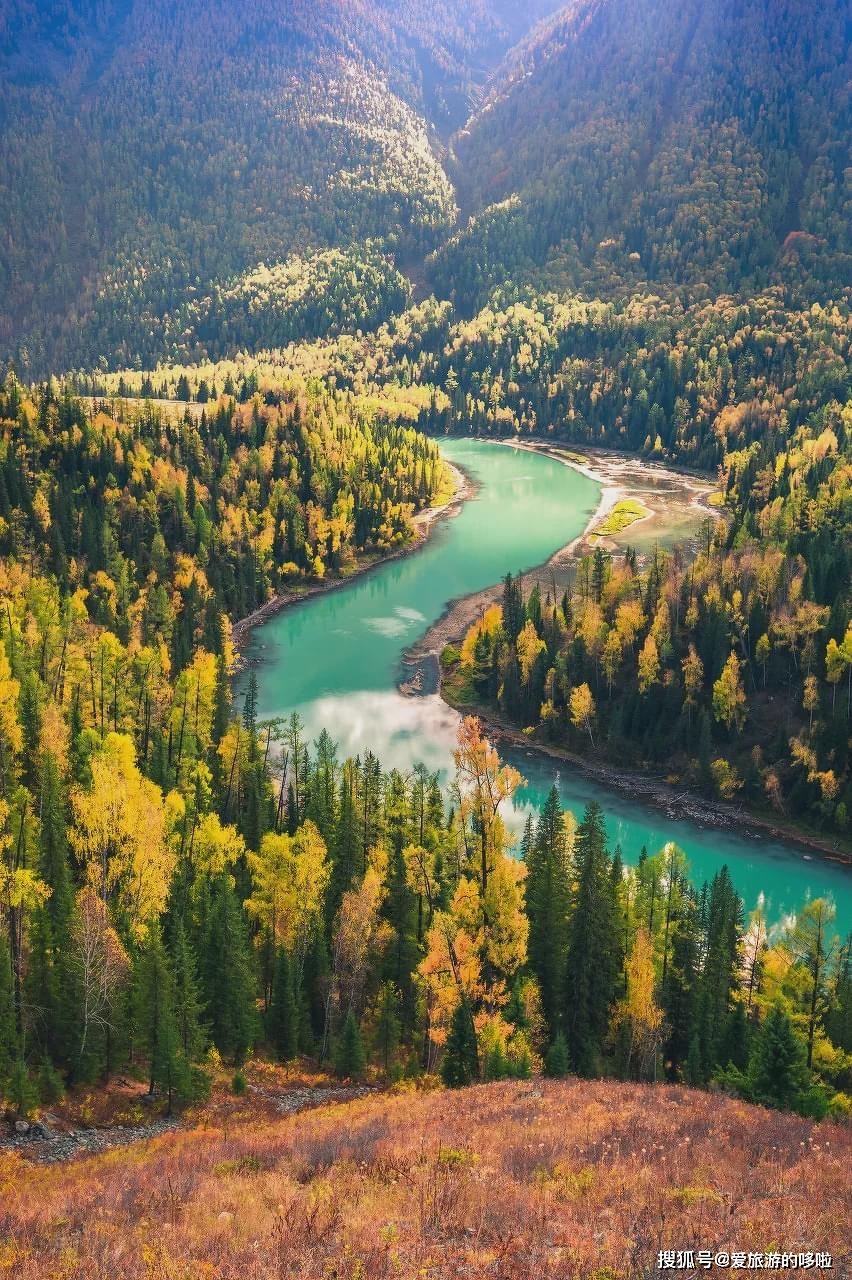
[237, 439, 852, 929]
[1, 2, 851, 1264]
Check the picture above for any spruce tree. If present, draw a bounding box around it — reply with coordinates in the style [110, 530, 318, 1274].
[718, 1002, 750, 1072]
[441, 996, 479, 1087]
[660, 890, 701, 1080]
[171, 921, 206, 1061]
[544, 1032, 569, 1077]
[199, 877, 256, 1064]
[26, 754, 74, 1065]
[300, 927, 330, 1051]
[745, 1004, 810, 1112]
[0, 944, 18, 1092]
[334, 1011, 367, 1079]
[695, 867, 743, 1079]
[525, 787, 571, 1034]
[827, 934, 852, 1051]
[372, 981, 401, 1074]
[380, 845, 419, 1032]
[563, 802, 618, 1075]
[135, 926, 185, 1113]
[268, 947, 299, 1062]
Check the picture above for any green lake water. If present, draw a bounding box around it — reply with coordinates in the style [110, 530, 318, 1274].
[239, 439, 852, 932]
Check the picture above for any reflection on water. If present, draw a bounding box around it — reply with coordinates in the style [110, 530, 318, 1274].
[241, 440, 852, 930]
[269, 685, 852, 928]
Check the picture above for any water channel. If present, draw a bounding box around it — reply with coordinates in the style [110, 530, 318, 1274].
[238, 439, 852, 930]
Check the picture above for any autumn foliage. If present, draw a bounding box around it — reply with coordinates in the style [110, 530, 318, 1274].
[1, 1079, 850, 1278]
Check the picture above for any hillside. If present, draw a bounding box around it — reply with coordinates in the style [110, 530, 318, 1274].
[0, 0, 562, 377]
[433, 0, 852, 311]
[2, 1079, 850, 1277]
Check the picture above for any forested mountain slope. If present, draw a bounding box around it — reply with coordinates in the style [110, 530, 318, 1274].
[0, 0, 561, 376]
[434, 0, 852, 310]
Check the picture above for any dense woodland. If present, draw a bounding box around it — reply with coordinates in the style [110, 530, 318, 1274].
[1, 0, 851, 1134]
[94, 286, 852, 473]
[446, 499, 852, 833]
[0, 0, 563, 377]
[0, 578, 850, 1122]
[439, 0, 852, 310]
[0, 376, 450, 642]
[0, 378, 847, 1117]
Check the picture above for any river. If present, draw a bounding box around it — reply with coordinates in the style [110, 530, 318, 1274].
[238, 439, 852, 931]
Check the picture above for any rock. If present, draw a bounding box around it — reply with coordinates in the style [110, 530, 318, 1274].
[218, 1211, 234, 1225]
[14, 1120, 30, 1135]
[31, 1121, 54, 1140]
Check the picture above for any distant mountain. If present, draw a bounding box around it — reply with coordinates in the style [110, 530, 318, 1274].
[432, 0, 852, 311]
[0, 0, 561, 375]
[4, 0, 850, 377]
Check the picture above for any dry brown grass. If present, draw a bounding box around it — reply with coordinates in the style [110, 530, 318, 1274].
[1, 1079, 850, 1279]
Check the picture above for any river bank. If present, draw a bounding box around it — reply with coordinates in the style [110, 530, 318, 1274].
[394, 442, 848, 865]
[439, 676, 852, 864]
[230, 461, 474, 653]
[404, 442, 713, 663]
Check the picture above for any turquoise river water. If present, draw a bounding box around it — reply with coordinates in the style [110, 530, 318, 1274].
[239, 439, 851, 931]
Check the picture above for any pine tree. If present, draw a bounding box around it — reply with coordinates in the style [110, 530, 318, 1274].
[695, 867, 742, 1079]
[660, 890, 701, 1080]
[135, 926, 185, 1113]
[329, 761, 359, 920]
[26, 754, 74, 1065]
[334, 1011, 367, 1079]
[300, 927, 330, 1052]
[745, 1004, 810, 1112]
[718, 1002, 750, 1072]
[171, 921, 206, 1061]
[380, 844, 419, 1032]
[212, 653, 230, 747]
[199, 877, 256, 1064]
[525, 787, 571, 1034]
[268, 947, 299, 1062]
[441, 996, 479, 1087]
[372, 981, 401, 1074]
[827, 934, 852, 1051]
[563, 803, 618, 1075]
[544, 1032, 569, 1078]
[0, 944, 19, 1091]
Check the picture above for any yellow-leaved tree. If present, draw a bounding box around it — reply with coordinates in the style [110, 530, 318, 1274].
[245, 819, 329, 1002]
[609, 926, 664, 1081]
[712, 651, 747, 732]
[70, 733, 175, 940]
[420, 718, 528, 1070]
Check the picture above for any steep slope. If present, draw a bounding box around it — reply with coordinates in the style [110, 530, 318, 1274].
[432, 0, 852, 311]
[0, 0, 563, 376]
[2, 1079, 850, 1277]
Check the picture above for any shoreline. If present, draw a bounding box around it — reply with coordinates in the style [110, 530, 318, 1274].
[440, 686, 852, 866]
[230, 460, 474, 654]
[404, 440, 714, 663]
[227, 433, 849, 864]
[396, 439, 849, 865]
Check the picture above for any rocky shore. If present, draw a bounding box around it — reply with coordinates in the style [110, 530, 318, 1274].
[0, 1084, 375, 1165]
[466, 705, 852, 865]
